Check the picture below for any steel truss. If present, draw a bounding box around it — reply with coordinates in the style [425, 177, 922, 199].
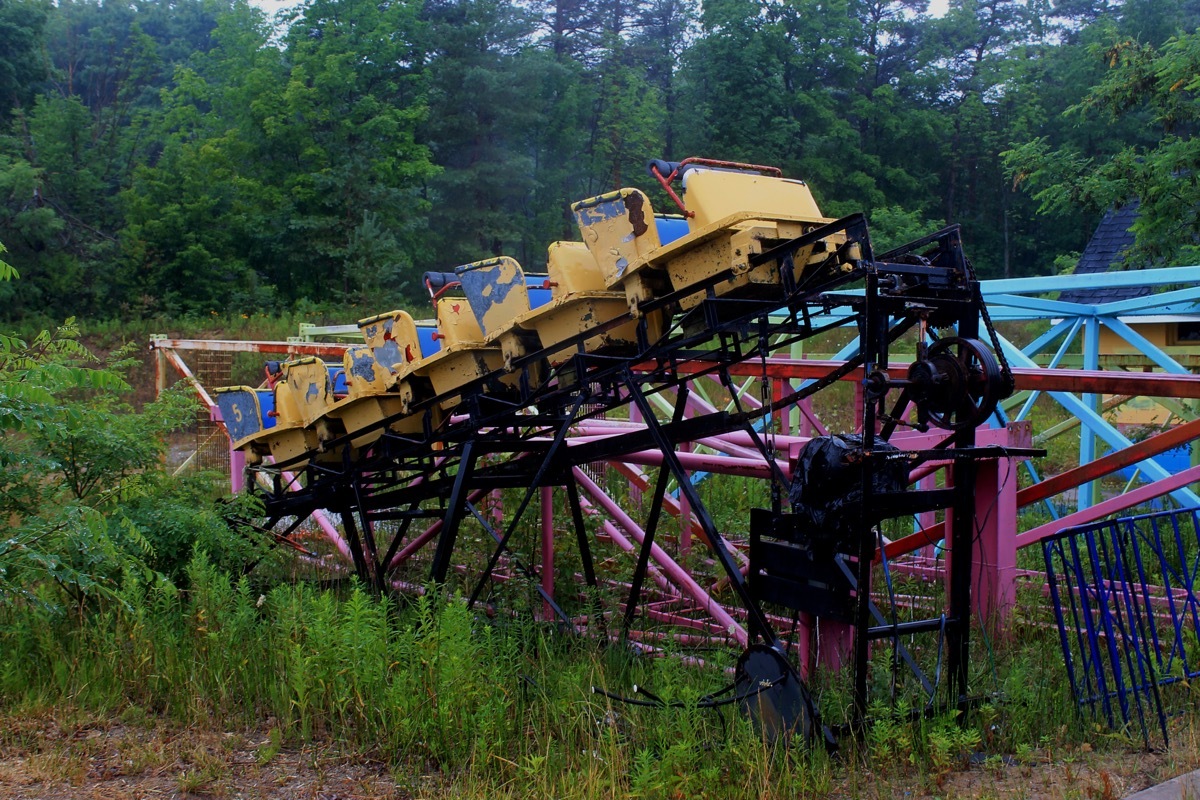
[221, 216, 1037, 742]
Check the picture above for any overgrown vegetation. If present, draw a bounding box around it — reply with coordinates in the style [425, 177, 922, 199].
[0, 247, 267, 606]
[0, 552, 1155, 799]
[0, 293, 1194, 795]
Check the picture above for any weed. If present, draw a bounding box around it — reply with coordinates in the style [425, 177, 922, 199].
[0, 549, 1183, 799]
[256, 727, 283, 765]
[176, 763, 224, 795]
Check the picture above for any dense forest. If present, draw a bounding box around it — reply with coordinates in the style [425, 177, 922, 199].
[0, 0, 1198, 320]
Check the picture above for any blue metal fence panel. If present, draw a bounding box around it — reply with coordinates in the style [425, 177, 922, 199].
[1043, 509, 1200, 748]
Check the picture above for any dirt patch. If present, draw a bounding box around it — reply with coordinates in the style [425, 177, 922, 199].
[3, 707, 1198, 799]
[836, 732, 1200, 800]
[0, 710, 411, 800]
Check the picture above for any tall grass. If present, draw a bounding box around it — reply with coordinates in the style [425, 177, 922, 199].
[0, 557, 1113, 799]
[1, 554, 856, 797]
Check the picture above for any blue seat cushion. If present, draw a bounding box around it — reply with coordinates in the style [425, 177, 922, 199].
[417, 325, 441, 357]
[257, 389, 277, 429]
[327, 365, 348, 394]
[656, 217, 689, 245]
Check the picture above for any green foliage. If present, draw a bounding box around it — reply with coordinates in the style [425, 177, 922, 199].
[1, 0, 1198, 316]
[0, 297, 264, 606]
[1005, 32, 1200, 267]
[868, 206, 947, 254]
[0, 552, 1102, 796]
[0, 0, 49, 121]
[0, 240, 15, 281]
[116, 0, 436, 313]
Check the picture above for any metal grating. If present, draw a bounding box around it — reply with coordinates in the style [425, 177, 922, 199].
[1043, 509, 1200, 749]
[191, 350, 234, 475]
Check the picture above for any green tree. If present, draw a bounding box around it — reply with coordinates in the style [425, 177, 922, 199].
[0, 0, 236, 319]
[123, 0, 436, 310]
[0, 260, 142, 605]
[628, 0, 696, 157]
[0, 249, 264, 603]
[0, 0, 49, 120]
[278, 0, 435, 300]
[418, 0, 544, 269]
[1005, 33, 1200, 266]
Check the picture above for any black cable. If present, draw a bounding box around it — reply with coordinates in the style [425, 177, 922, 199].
[590, 672, 787, 710]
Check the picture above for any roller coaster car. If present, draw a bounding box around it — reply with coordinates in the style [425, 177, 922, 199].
[525, 241, 643, 364]
[455, 257, 548, 373]
[216, 358, 331, 468]
[214, 358, 335, 468]
[214, 385, 276, 464]
[265, 357, 337, 465]
[355, 308, 444, 416]
[316, 344, 424, 450]
[457, 251, 642, 377]
[573, 158, 854, 322]
[358, 309, 422, 383]
[571, 187, 672, 340]
[278, 358, 336, 427]
[405, 291, 513, 411]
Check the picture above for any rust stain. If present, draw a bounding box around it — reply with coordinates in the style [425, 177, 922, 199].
[624, 192, 649, 237]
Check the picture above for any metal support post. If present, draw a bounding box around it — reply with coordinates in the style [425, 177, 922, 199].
[624, 372, 777, 643]
[431, 441, 477, 583]
[623, 461, 674, 634]
[565, 480, 597, 587]
[541, 486, 554, 621]
[973, 457, 1018, 633]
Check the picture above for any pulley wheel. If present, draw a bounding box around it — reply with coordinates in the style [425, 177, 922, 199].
[735, 644, 818, 745]
[908, 337, 1007, 431]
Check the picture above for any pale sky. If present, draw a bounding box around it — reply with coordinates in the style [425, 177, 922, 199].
[248, 0, 953, 28]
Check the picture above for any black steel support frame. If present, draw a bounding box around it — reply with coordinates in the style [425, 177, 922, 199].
[242, 217, 1007, 740]
[845, 226, 986, 726]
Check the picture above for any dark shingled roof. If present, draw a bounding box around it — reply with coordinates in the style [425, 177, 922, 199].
[1058, 203, 1149, 306]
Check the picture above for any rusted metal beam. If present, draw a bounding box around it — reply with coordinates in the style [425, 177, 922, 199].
[153, 339, 1200, 399]
[1015, 463, 1200, 549]
[1018, 417, 1200, 507]
[159, 347, 217, 410]
[650, 358, 1200, 399]
[150, 338, 349, 358]
[1030, 353, 1200, 369]
[1010, 367, 1200, 397]
[884, 419, 1200, 561]
[882, 524, 942, 562]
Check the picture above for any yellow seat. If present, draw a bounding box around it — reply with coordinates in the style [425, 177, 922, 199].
[434, 295, 485, 348]
[571, 188, 671, 326]
[547, 241, 606, 294]
[277, 357, 334, 428]
[456, 257, 532, 339]
[640, 168, 846, 312]
[506, 242, 643, 367]
[343, 344, 391, 396]
[456, 257, 543, 372]
[257, 358, 331, 465]
[358, 310, 421, 379]
[318, 345, 417, 450]
[682, 169, 822, 229]
[406, 296, 508, 411]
